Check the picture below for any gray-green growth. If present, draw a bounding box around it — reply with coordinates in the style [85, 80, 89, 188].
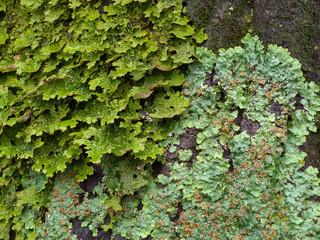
[111, 35, 320, 239]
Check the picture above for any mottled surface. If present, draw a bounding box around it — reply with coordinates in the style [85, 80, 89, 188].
[254, 0, 320, 84]
[65, 1, 320, 239]
[252, 0, 320, 171]
[186, 0, 320, 172]
[186, 0, 254, 50]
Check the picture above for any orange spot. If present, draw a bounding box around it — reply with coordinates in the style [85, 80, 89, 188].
[226, 227, 231, 232]
[253, 161, 261, 169]
[227, 133, 233, 139]
[263, 143, 270, 150]
[69, 192, 77, 199]
[266, 92, 272, 98]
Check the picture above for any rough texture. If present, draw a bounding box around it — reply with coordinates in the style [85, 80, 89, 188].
[186, 0, 320, 172]
[253, 0, 320, 171]
[254, 0, 320, 84]
[186, 0, 254, 50]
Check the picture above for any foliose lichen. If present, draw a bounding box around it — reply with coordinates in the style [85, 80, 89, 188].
[1, 0, 319, 239]
[0, 0, 206, 239]
[111, 35, 320, 239]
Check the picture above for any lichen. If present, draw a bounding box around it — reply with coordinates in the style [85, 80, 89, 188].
[0, 0, 205, 239]
[111, 35, 320, 239]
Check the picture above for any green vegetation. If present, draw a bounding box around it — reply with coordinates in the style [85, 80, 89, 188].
[110, 35, 320, 239]
[0, 0, 319, 239]
[0, 0, 206, 239]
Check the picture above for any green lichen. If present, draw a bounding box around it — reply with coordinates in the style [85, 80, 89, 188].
[36, 167, 122, 239]
[111, 35, 320, 239]
[0, 0, 206, 239]
[253, 0, 320, 171]
[1, 0, 319, 239]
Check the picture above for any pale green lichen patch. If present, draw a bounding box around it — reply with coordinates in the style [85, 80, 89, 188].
[111, 35, 320, 239]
